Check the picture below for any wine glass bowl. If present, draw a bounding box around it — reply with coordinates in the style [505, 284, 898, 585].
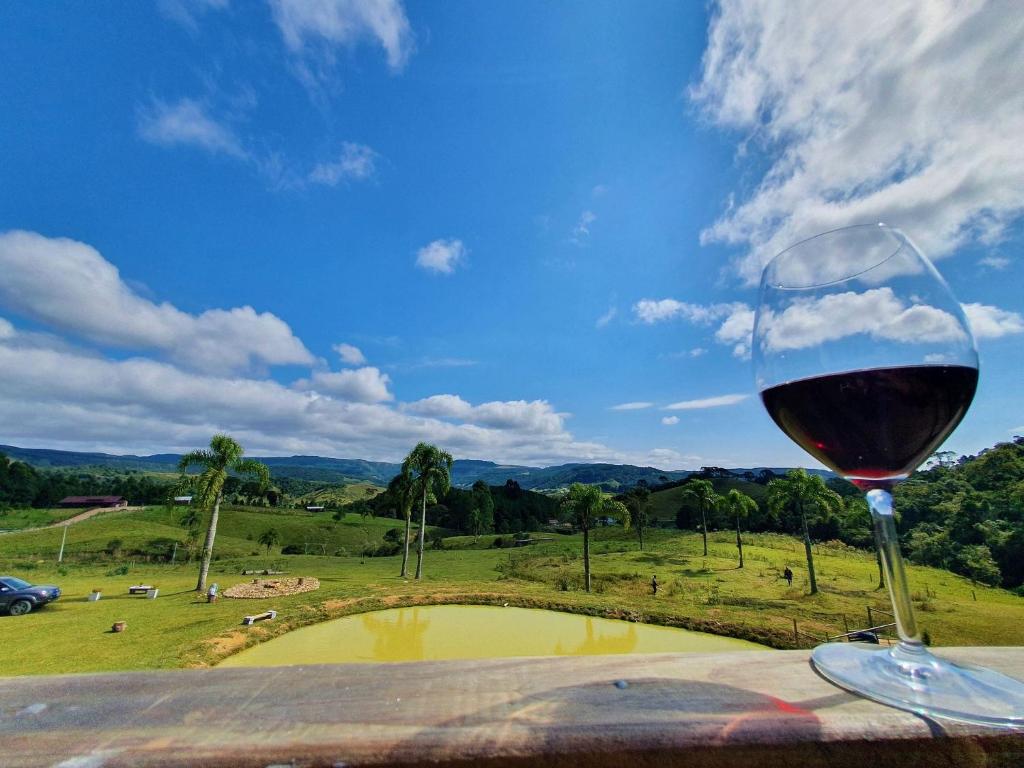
[754, 223, 1024, 727]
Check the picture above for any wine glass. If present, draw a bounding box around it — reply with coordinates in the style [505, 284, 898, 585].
[753, 222, 1024, 726]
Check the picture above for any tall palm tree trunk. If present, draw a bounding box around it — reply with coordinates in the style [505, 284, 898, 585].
[700, 505, 708, 556]
[415, 486, 427, 579]
[638, 525, 644, 551]
[583, 525, 591, 593]
[800, 501, 818, 594]
[196, 491, 221, 592]
[400, 512, 411, 577]
[736, 515, 744, 568]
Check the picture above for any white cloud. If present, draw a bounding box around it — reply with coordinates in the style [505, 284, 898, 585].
[571, 210, 597, 244]
[610, 402, 653, 411]
[979, 255, 1010, 271]
[595, 306, 617, 328]
[415, 239, 466, 274]
[269, 0, 415, 91]
[665, 394, 749, 411]
[689, 348, 707, 357]
[403, 394, 473, 420]
[309, 142, 378, 186]
[756, 288, 968, 353]
[333, 342, 367, 365]
[0, 230, 312, 373]
[0, 317, 14, 340]
[591, 185, 609, 197]
[633, 298, 745, 326]
[963, 303, 1024, 340]
[661, 416, 680, 426]
[305, 366, 393, 403]
[158, 0, 228, 32]
[0, 331, 624, 465]
[137, 98, 246, 159]
[693, 1, 1024, 284]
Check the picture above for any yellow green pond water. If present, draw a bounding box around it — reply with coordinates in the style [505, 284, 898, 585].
[219, 605, 768, 667]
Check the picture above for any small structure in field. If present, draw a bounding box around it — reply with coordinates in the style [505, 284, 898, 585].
[305, 505, 325, 512]
[58, 495, 128, 508]
[223, 577, 320, 599]
[173, 496, 193, 505]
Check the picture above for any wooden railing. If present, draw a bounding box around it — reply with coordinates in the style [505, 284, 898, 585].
[1, 647, 1022, 766]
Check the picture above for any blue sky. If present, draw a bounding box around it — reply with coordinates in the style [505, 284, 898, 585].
[1, 1, 1022, 468]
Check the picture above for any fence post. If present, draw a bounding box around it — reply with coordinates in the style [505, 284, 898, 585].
[792, 618, 799, 646]
[867, 606, 873, 627]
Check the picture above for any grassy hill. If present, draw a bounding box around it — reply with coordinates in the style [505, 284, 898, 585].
[647, 478, 769, 524]
[1, 502, 1022, 676]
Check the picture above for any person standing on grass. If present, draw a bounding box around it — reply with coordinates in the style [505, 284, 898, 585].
[651, 575, 658, 595]
[783, 567, 793, 587]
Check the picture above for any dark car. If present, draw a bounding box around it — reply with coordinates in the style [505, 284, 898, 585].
[0, 576, 61, 616]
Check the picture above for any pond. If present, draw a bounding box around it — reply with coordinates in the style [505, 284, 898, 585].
[219, 605, 768, 667]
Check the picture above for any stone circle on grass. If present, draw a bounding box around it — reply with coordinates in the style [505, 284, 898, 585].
[223, 577, 320, 599]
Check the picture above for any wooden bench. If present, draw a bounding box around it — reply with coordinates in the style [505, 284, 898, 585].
[241, 610, 277, 626]
[128, 585, 153, 595]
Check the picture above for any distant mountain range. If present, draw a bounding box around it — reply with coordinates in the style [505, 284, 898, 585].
[0, 444, 830, 490]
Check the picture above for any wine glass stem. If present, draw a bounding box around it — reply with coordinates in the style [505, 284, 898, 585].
[866, 488, 922, 649]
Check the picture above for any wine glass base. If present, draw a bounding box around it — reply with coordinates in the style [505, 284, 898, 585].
[811, 642, 1024, 728]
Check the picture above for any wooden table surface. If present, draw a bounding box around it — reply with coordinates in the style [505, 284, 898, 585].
[1, 648, 1022, 767]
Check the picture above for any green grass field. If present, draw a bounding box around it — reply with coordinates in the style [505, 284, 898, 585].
[0, 507, 86, 531]
[647, 479, 769, 522]
[1, 506, 1021, 676]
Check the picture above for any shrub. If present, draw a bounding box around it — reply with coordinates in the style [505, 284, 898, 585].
[384, 528, 403, 543]
[492, 536, 506, 549]
[281, 544, 304, 555]
[105, 564, 129, 576]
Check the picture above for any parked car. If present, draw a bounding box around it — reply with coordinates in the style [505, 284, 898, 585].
[0, 576, 61, 615]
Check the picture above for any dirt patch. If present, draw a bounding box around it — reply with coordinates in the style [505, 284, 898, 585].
[224, 577, 320, 599]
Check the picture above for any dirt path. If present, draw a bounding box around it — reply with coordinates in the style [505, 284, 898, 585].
[0, 505, 141, 535]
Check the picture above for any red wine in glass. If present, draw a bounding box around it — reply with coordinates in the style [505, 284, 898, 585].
[761, 364, 978, 489]
[753, 223, 1024, 726]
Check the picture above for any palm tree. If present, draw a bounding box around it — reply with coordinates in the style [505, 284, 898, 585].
[178, 434, 269, 592]
[625, 485, 650, 551]
[560, 483, 630, 592]
[258, 527, 280, 554]
[387, 470, 417, 578]
[681, 479, 721, 556]
[402, 442, 453, 580]
[720, 489, 758, 568]
[767, 469, 842, 595]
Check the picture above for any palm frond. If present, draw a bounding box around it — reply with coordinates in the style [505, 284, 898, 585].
[232, 457, 271, 490]
[178, 449, 215, 473]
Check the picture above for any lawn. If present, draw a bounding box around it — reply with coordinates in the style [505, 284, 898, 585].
[2, 507, 1022, 677]
[0, 507, 87, 531]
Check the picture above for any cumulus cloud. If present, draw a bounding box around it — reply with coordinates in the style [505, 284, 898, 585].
[137, 98, 246, 158]
[0, 329, 628, 465]
[270, 0, 414, 92]
[963, 303, 1024, 340]
[0, 230, 312, 373]
[756, 288, 968, 353]
[661, 416, 680, 426]
[333, 342, 367, 365]
[309, 142, 378, 186]
[415, 239, 466, 274]
[693, 1, 1024, 284]
[0, 317, 14, 340]
[610, 402, 653, 411]
[305, 366, 393, 403]
[404, 395, 566, 435]
[665, 394, 749, 411]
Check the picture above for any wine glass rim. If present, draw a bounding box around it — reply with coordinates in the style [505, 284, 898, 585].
[764, 222, 906, 290]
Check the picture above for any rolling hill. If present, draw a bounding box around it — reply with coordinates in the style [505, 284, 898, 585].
[1, 444, 830, 491]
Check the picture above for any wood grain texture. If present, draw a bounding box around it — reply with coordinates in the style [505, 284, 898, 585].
[1, 648, 1022, 767]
